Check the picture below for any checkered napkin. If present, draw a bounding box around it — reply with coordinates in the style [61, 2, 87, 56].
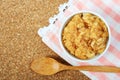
[38, 0, 120, 80]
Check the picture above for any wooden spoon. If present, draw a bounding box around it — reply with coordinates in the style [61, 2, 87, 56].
[30, 57, 120, 75]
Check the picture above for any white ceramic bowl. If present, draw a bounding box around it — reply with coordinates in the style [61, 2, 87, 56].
[59, 10, 111, 62]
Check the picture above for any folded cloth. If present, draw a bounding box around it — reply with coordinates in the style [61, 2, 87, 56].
[38, 0, 120, 80]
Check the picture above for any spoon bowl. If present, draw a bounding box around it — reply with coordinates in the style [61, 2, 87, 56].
[31, 57, 61, 75]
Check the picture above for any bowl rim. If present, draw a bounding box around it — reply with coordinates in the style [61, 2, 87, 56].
[59, 10, 111, 62]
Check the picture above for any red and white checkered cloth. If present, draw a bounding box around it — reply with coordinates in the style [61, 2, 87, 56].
[38, 0, 120, 80]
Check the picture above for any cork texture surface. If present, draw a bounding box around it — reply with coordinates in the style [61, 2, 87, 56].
[0, 0, 90, 80]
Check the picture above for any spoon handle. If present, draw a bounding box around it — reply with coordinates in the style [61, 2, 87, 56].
[66, 66, 120, 73]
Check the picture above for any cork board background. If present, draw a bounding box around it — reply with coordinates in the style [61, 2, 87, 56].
[0, 0, 90, 80]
